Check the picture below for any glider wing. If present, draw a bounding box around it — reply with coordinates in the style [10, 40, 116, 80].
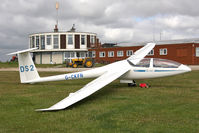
[36, 60, 131, 111]
[128, 43, 155, 65]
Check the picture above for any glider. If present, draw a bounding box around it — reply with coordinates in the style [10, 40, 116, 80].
[8, 43, 191, 111]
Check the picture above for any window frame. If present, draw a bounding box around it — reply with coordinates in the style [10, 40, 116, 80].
[81, 35, 86, 45]
[108, 51, 114, 57]
[67, 34, 73, 45]
[148, 49, 154, 56]
[159, 48, 167, 55]
[99, 51, 105, 58]
[126, 50, 133, 56]
[117, 51, 124, 57]
[46, 35, 52, 45]
[53, 35, 59, 49]
[92, 51, 96, 58]
[196, 47, 199, 57]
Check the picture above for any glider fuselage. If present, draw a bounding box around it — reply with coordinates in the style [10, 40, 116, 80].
[26, 58, 191, 84]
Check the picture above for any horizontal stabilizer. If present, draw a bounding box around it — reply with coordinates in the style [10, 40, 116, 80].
[7, 48, 37, 55]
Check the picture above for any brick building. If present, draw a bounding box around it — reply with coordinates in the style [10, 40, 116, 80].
[89, 39, 199, 65]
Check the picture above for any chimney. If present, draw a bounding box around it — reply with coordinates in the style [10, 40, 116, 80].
[54, 25, 59, 32]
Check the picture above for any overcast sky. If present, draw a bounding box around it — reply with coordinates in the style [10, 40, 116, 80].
[1, 0, 199, 61]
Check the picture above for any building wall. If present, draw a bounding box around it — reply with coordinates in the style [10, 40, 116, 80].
[52, 52, 63, 64]
[89, 43, 199, 65]
[42, 53, 51, 64]
[35, 53, 41, 64]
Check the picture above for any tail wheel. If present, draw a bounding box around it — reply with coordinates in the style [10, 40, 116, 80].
[72, 63, 78, 68]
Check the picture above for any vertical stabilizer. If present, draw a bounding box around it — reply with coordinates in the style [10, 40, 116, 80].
[8, 48, 40, 83]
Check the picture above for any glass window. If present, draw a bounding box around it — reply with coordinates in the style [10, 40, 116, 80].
[81, 35, 85, 45]
[36, 36, 39, 48]
[53, 35, 59, 49]
[99, 52, 105, 57]
[160, 48, 167, 55]
[41, 35, 45, 49]
[126, 50, 133, 56]
[65, 52, 70, 58]
[90, 35, 95, 44]
[108, 51, 114, 57]
[80, 52, 86, 57]
[153, 58, 180, 68]
[47, 35, 51, 45]
[68, 34, 73, 45]
[134, 58, 150, 67]
[148, 49, 154, 56]
[196, 47, 199, 57]
[31, 36, 35, 48]
[92, 51, 96, 57]
[117, 51, 123, 57]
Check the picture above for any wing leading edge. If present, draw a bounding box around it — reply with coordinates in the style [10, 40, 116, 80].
[36, 60, 131, 111]
[128, 43, 156, 65]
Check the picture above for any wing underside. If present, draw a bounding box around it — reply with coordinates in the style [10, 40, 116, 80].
[36, 61, 131, 111]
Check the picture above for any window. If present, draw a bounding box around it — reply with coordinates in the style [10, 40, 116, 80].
[80, 52, 86, 57]
[134, 58, 150, 67]
[99, 52, 105, 57]
[196, 47, 199, 57]
[41, 35, 45, 49]
[153, 58, 180, 68]
[53, 35, 59, 49]
[68, 34, 73, 45]
[47, 35, 51, 45]
[31, 36, 35, 48]
[117, 51, 123, 57]
[148, 49, 154, 56]
[126, 50, 133, 56]
[36, 36, 39, 48]
[90, 35, 95, 44]
[81, 35, 86, 45]
[92, 51, 96, 57]
[159, 48, 167, 55]
[108, 51, 114, 57]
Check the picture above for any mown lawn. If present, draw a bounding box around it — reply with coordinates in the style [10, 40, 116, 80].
[0, 71, 198, 133]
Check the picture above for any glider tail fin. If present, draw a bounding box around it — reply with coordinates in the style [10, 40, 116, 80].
[8, 48, 40, 83]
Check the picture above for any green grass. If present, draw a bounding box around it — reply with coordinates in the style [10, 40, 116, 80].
[0, 71, 198, 133]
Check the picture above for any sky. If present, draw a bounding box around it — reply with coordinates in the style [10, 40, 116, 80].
[1, 0, 199, 61]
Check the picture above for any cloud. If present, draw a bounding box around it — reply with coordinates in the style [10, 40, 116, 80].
[1, 0, 199, 61]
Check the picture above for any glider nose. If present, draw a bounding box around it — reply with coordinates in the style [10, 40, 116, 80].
[178, 64, 191, 72]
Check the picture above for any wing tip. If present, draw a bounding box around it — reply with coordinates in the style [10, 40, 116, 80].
[35, 107, 65, 112]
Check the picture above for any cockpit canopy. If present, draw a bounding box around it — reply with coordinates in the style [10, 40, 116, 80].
[134, 58, 181, 68]
[153, 58, 181, 68]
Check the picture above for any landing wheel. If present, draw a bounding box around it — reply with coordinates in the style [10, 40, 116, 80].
[128, 80, 136, 87]
[84, 59, 94, 68]
[72, 63, 78, 68]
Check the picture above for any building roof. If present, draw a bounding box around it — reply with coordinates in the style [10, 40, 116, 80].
[29, 31, 97, 36]
[118, 38, 199, 47]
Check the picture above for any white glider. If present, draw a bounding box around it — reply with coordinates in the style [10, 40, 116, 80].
[8, 43, 191, 111]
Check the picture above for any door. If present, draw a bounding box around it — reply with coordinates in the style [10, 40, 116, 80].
[75, 35, 80, 49]
[60, 35, 66, 49]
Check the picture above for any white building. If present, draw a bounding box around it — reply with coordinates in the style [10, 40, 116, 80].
[29, 28, 98, 64]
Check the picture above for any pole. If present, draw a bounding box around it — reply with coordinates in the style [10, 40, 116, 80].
[56, 1, 59, 27]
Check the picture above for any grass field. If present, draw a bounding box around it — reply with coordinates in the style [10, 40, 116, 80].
[0, 71, 199, 133]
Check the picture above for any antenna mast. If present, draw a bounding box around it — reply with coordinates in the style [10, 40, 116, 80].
[54, 1, 59, 32]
